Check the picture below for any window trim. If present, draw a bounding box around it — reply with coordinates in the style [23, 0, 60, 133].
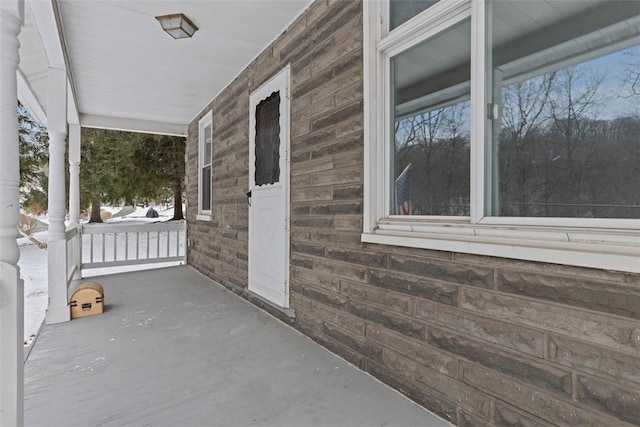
[197, 111, 213, 221]
[362, 0, 640, 273]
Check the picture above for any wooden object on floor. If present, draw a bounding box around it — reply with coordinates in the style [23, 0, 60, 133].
[70, 281, 104, 319]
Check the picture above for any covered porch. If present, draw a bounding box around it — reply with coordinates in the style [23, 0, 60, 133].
[1, 0, 315, 424]
[24, 266, 447, 426]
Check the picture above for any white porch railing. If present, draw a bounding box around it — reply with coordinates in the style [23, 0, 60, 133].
[79, 221, 186, 271]
[65, 225, 81, 285]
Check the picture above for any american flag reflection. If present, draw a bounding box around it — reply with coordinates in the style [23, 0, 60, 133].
[395, 163, 411, 215]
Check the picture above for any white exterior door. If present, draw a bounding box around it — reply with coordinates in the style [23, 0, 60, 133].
[248, 67, 290, 308]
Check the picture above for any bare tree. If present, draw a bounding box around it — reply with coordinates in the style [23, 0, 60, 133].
[395, 102, 470, 215]
[547, 65, 606, 216]
[500, 74, 554, 215]
[440, 102, 470, 215]
[619, 48, 640, 100]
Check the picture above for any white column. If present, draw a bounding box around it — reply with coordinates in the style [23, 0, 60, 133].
[0, 1, 25, 425]
[46, 68, 69, 324]
[68, 124, 80, 225]
[68, 124, 82, 279]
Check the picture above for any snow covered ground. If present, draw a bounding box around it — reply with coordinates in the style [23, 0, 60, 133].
[18, 205, 183, 346]
[18, 243, 48, 346]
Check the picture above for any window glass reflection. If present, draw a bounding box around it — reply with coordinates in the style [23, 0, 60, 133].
[488, 0, 640, 218]
[390, 0, 440, 30]
[392, 19, 471, 216]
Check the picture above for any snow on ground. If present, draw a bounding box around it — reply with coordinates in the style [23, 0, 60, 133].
[19, 205, 184, 346]
[106, 204, 176, 223]
[19, 244, 48, 345]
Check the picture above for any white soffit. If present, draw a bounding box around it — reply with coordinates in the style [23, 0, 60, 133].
[17, 4, 49, 124]
[56, 0, 311, 135]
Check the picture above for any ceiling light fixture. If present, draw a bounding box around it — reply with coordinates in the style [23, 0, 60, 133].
[155, 13, 198, 39]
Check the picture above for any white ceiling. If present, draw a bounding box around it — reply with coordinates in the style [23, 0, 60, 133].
[18, 0, 312, 135]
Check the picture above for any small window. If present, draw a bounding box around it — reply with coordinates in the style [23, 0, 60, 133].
[254, 91, 281, 186]
[198, 112, 213, 219]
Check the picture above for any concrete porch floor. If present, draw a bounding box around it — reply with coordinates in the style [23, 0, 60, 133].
[24, 266, 449, 426]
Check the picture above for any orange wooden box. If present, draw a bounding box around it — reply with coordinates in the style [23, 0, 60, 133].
[70, 281, 104, 319]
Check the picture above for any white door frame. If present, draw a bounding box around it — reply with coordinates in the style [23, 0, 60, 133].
[248, 66, 291, 308]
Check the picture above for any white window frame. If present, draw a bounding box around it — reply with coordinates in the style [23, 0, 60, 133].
[197, 111, 213, 221]
[363, 0, 640, 273]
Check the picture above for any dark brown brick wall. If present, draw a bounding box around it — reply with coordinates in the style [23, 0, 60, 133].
[186, 71, 250, 292]
[186, 1, 640, 425]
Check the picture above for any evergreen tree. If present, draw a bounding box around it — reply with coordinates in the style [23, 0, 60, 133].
[134, 134, 186, 221]
[80, 128, 185, 222]
[18, 103, 49, 213]
[81, 129, 120, 222]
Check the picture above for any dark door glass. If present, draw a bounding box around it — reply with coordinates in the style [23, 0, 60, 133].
[255, 91, 281, 186]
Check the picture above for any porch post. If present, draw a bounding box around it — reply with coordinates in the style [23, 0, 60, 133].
[69, 124, 81, 225]
[68, 124, 81, 279]
[0, 1, 25, 425]
[46, 68, 69, 324]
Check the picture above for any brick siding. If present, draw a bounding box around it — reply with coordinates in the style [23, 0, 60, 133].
[185, 1, 640, 425]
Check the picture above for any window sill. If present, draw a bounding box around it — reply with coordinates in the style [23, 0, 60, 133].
[196, 214, 212, 222]
[362, 221, 640, 273]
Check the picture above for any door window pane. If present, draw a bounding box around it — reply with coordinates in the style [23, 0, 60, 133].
[255, 91, 281, 186]
[392, 18, 471, 216]
[390, 0, 440, 31]
[487, 0, 640, 218]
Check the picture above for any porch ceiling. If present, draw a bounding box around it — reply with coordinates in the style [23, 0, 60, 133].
[18, 0, 311, 135]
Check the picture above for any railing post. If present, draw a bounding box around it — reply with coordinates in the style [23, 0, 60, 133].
[181, 224, 187, 263]
[0, 1, 25, 425]
[73, 226, 82, 280]
[46, 67, 70, 325]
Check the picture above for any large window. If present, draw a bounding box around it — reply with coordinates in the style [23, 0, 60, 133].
[198, 112, 212, 220]
[363, 0, 640, 272]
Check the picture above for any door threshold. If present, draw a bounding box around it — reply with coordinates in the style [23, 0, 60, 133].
[245, 289, 296, 319]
